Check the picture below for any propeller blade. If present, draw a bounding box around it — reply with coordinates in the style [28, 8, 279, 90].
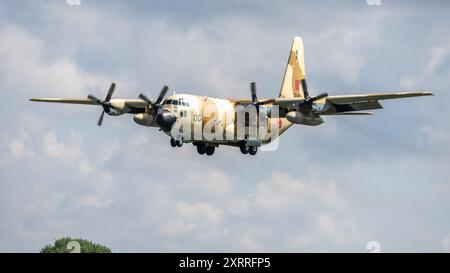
[155, 85, 169, 105]
[250, 82, 257, 103]
[138, 93, 152, 105]
[309, 92, 328, 102]
[88, 94, 102, 105]
[105, 83, 116, 102]
[301, 79, 309, 98]
[97, 110, 105, 126]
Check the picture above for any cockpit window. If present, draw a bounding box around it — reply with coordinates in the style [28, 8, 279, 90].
[163, 99, 189, 106]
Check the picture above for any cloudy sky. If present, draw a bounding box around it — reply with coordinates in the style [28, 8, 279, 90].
[1, 0, 449, 252]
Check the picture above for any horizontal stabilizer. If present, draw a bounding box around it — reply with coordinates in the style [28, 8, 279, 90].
[333, 101, 383, 113]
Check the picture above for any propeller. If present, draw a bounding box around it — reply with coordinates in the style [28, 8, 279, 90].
[249, 80, 327, 115]
[139, 86, 176, 130]
[308, 92, 328, 102]
[87, 83, 116, 126]
[251, 82, 257, 104]
[250, 82, 275, 109]
[139, 85, 169, 115]
[298, 79, 328, 110]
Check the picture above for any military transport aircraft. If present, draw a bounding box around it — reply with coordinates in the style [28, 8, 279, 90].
[30, 37, 433, 156]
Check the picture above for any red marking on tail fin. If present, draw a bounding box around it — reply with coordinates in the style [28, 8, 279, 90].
[294, 79, 300, 94]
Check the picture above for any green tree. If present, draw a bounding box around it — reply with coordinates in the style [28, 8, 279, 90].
[40, 237, 112, 253]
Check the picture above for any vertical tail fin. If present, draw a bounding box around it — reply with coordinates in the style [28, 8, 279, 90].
[279, 37, 308, 99]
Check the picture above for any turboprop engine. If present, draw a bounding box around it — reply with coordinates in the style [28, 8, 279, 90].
[286, 111, 324, 126]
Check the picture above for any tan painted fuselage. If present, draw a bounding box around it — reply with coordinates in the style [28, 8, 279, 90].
[152, 93, 292, 146]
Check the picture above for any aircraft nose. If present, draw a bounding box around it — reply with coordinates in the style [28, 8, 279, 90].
[156, 111, 177, 131]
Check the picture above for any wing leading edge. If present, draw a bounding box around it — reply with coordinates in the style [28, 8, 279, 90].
[29, 98, 99, 105]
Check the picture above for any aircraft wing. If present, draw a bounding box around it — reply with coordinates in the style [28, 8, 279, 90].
[326, 91, 433, 104]
[30, 98, 99, 105]
[231, 91, 433, 115]
[321, 91, 433, 115]
[29, 98, 148, 108]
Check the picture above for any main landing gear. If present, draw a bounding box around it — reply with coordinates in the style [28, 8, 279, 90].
[170, 138, 183, 147]
[239, 142, 258, 156]
[194, 142, 215, 156]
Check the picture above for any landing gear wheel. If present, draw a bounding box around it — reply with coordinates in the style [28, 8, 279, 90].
[249, 146, 258, 156]
[248, 146, 258, 155]
[176, 139, 183, 147]
[240, 143, 249, 154]
[197, 144, 206, 155]
[205, 146, 215, 156]
[170, 138, 177, 147]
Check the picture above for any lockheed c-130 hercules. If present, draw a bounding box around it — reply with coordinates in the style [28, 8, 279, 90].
[31, 37, 433, 156]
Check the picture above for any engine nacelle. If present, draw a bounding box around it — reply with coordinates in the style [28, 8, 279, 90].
[133, 113, 157, 127]
[286, 111, 324, 126]
[109, 99, 129, 114]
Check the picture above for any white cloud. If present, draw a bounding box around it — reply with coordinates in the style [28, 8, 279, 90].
[316, 214, 347, 245]
[42, 131, 82, 159]
[253, 173, 344, 211]
[158, 202, 224, 241]
[1, 133, 35, 166]
[0, 24, 109, 99]
[399, 76, 418, 89]
[215, 173, 362, 251]
[180, 170, 234, 200]
[307, 11, 385, 85]
[228, 198, 251, 218]
[401, 45, 450, 89]
[442, 234, 450, 253]
[420, 126, 450, 145]
[426, 46, 450, 75]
